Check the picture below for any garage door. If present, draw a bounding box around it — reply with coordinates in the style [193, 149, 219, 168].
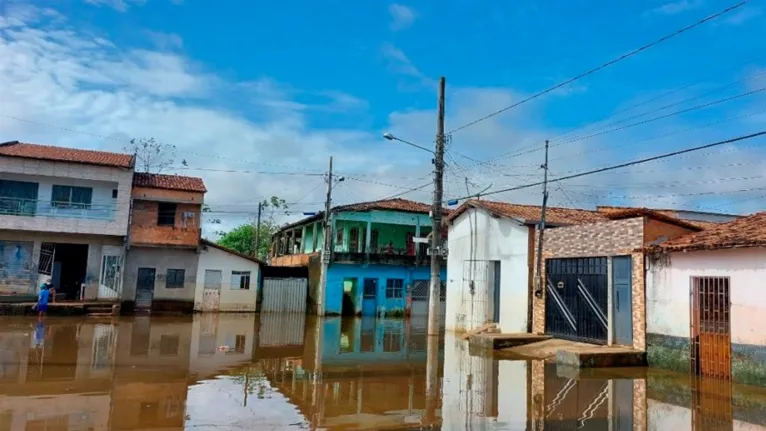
[545, 257, 608, 344]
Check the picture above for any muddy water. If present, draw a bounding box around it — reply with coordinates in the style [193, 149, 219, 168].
[1, 314, 766, 430]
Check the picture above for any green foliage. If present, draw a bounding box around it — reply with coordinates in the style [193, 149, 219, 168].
[216, 196, 288, 259]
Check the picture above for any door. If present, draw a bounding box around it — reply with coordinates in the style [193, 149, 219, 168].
[612, 379, 634, 430]
[135, 268, 156, 310]
[611, 256, 633, 346]
[492, 261, 501, 322]
[98, 252, 123, 300]
[691, 276, 732, 380]
[202, 270, 222, 312]
[410, 280, 429, 316]
[545, 257, 609, 344]
[362, 278, 378, 316]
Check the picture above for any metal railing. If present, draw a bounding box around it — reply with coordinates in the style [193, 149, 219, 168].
[0, 197, 118, 221]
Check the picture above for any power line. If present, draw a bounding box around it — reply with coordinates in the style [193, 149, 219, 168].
[446, 0, 749, 134]
[449, 130, 766, 202]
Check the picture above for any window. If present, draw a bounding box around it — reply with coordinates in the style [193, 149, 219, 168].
[371, 229, 379, 250]
[157, 202, 177, 226]
[349, 227, 359, 252]
[51, 185, 93, 208]
[166, 269, 185, 289]
[363, 278, 377, 298]
[0, 179, 39, 216]
[231, 271, 251, 290]
[204, 270, 222, 289]
[159, 334, 180, 356]
[112, 189, 118, 199]
[335, 228, 344, 245]
[385, 278, 404, 299]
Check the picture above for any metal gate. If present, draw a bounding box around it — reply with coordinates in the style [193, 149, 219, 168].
[411, 280, 429, 316]
[691, 276, 731, 380]
[545, 257, 608, 344]
[261, 277, 307, 313]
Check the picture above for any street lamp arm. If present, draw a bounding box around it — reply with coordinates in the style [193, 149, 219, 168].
[382, 133, 435, 155]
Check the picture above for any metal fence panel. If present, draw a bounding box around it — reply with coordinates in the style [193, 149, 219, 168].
[261, 277, 307, 313]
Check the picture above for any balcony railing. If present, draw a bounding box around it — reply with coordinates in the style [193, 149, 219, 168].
[0, 197, 117, 221]
[333, 247, 434, 266]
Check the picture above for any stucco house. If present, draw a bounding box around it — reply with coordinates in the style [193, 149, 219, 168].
[194, 239, 264, 312]
[645, 211, 766, 385]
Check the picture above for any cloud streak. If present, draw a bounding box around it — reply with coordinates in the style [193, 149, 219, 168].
[388, 4, 416, 31]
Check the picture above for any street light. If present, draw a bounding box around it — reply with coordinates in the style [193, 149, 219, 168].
[382, 133, 435, 155]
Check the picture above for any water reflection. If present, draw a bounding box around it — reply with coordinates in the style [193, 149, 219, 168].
[0, 314, 765, 430]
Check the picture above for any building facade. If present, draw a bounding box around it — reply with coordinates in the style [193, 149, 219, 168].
[645, 212, 766, 386]
[0, 141, 134, 301]
[193, 239, 263, 312]
[123, 172, 206, 312]
[443, 200, 605, 334]
[271, 198, 447, 316]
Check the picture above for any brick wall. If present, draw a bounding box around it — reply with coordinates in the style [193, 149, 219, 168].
[271, 253, 316, 267]
[130, 200, 201, 247]
[532, 217, 647, 350]
[131, 187, 204, 204]
[644, 218, 697, 244]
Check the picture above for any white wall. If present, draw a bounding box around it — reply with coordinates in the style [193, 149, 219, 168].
[647, 248, 766, 345]
[194, 245, 261, 312]
[0, 157, 132, 236]
[188, 313, 255, 377]
[446, 208, 529, 333]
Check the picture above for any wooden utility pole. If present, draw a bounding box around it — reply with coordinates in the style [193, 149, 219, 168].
[318, 157, 333, 316]
[253, 201, 263, 258]
[534, 140, 550, 299]
[428, 77, 446, 337]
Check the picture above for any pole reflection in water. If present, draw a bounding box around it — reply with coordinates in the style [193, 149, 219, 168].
[3, 314, 766, 430]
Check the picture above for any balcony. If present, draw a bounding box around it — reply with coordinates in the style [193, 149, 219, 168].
[0, 197, 117, 221]
[333, 248, 431, 267]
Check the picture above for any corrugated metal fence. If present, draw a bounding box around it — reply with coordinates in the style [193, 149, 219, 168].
[258, 313, 306, 347]
[261, 277, 307, 313]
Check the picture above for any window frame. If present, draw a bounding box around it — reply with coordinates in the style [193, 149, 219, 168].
[165, 269, 185, 289]
[157, 202, 177, 227]
[51, 185, 93, 209]
[231, 271, 251, 290]
[385, 278, 404, 299]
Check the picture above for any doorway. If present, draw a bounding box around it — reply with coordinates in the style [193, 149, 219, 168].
[135, 268, 156, 310]
[611, 256, 633, 346]
[691, 276, 732, 380]
[50, 243, 89, 301]
[342, 278, 358, 316]
[491, 261, 501, 323]
[361, 278, 377, 316]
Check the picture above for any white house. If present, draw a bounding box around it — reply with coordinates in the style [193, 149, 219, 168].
[646, 211, 766, 385]
[194, 239, 264, 312]
[0, 141, 134, 301]
[443, 200, 605, 334]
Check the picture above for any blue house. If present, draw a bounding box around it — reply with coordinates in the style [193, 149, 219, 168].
[270, 198, 447, 316]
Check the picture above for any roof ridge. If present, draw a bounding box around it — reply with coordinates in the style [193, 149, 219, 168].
[471, 199, 600, 213]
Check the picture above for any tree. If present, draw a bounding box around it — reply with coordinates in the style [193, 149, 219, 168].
[124, 137, 176, 173]
[216, 196, 289, 259]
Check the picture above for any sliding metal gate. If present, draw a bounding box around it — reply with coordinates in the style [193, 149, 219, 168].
[545, 257, 608, 344]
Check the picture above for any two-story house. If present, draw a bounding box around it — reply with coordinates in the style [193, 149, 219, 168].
[123, 172, 207, 313]
[270, 198, 447, 317]
[0, 141, 134, 301]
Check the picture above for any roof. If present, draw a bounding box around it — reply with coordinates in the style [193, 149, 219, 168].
[597, 205, 740, 226]
[653, 211, 766, 252]
[274, 198, 437, 235]
[444, 199, 606, 226]
[601, 208, 704, 232]
[200, 239, 266, 266]
[0, 141, 134, 168]
[133, 172, 207, 193]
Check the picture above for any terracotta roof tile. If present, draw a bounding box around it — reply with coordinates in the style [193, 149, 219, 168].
[200, 239, 266, 266]
[0, 141, 134, 168]
[655, 211, 766, 252]
[445, 199, 605, 226]
[601, 207, 703, 232]
[334, 198, 434, 214]
[597, 205, 738, 229]
[133, 172, 207, 193]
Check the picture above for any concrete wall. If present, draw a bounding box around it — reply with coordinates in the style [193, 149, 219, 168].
[0, 230, 123, 298]
[188, 313, 255, 378]
[445, 207, 530, 333]
[193, 245, 260, 312]
[0, 156, 132, 236]
[646, 248, 766, 385]
[123, 246, 198, 311]
[535, 217, 647, 350]
[324, 262, 446, 316]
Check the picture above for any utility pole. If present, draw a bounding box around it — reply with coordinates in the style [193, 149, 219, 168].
[317, 156, 333, 316]
[534, 140, 550, 300]
[253, 201, 263, 258]
[427, 77, 446, 337]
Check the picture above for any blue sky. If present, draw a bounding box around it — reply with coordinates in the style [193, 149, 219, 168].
[1, 0, 765, 232]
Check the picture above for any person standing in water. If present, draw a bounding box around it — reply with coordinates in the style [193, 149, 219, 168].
[40, 278, 55, 303]
[36, 284, 50, 317]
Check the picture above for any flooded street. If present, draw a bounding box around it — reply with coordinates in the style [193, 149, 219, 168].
[1, 314, 765, 430]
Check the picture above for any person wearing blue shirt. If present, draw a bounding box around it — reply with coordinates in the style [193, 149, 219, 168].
[36, 285, 50, 317]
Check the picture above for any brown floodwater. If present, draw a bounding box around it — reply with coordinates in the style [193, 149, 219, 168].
[1, 313, 765, 430]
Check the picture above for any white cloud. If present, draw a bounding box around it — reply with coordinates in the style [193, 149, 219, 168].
[723, 7, 761, 25]
[145, 30, 183, 50]
[652, 0, 704, 15]
[388, 4, 416, 31]
[381, 43, 435, 90]
[84, 0, 148, 12]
